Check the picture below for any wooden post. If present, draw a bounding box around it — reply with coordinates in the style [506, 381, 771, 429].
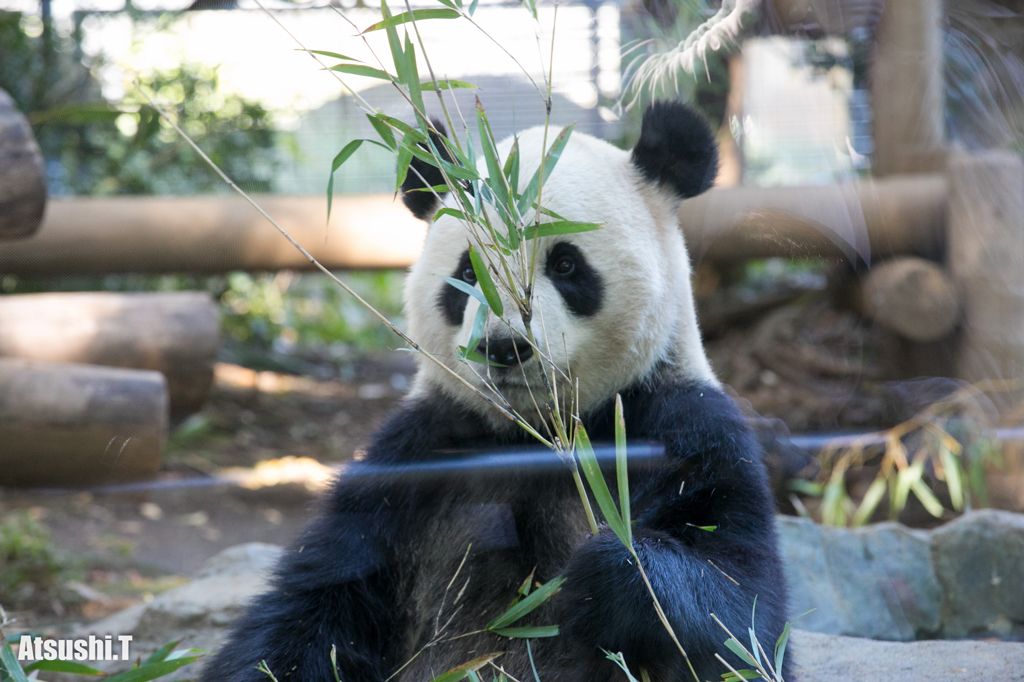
[947, 151, 1024, 387]
[0, 292, 220, 413]
[0, 88, 46, 241]
[871, 0, 946, 176]
[0, 359, 167, 487]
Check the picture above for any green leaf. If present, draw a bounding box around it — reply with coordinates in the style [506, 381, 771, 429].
[402, 33, 424, 114]
[491, 625, 559, 638]
[518, 0, 537, 20]
[469, 246, 503, 318]
[723, 639, 758, 668]
[939, 443, 964, 511]
[308, 49, 358, 61]
[328, 63, 393, 80]
[1, 632, 31, 682]
[458, 347, 507, 367]
[23, 660, 104, 675]
[518, 123, 574, 215]
[327, 139, 364, 222]
[774, 621, 791, 676]
[434, 208, 467, 222]
[910, 479, 945, 518]
[367, 113, 397, 150]
[575, 423, 630, 546]
[486, 576, 566, 630]
[443, 277, 488, 306]
[852, 476, 887, 527]
[104, 656, 202, 682]
[475, 99, 511, 214]
[788, 479, 823, 496]
[524, 221, 602, 240]
[720, 670, 762, 681]
[362, 9, 460, 32]
[468, 0, 479, 16]
[142, 640, 181, 666]
[517, 569, 535, 598]
[428, 670, 468, 682]
[614, 395, 631, 547]
[423, 79, 478, 91]
[396, 131, 416, 192]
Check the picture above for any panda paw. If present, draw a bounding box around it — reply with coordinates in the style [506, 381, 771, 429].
[555, 528, 682, 664]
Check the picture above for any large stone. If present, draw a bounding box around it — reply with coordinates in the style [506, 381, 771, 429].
[777, 516, 941, 640]
[65, 543, 283, 681]
[792, 629, 1024, 682]
[932, 509, 1024, 638]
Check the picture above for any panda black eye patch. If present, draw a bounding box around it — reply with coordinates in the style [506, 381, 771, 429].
[437, 249, 475, 326]
[545, 242, 603, 317]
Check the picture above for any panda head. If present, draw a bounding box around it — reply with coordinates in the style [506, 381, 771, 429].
[401, 102, 720, 425]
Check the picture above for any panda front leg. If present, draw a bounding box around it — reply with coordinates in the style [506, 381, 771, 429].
[199, 511, 406, 682]
[555, 384, 790, 682]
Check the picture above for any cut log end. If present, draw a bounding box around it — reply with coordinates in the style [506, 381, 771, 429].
[858, 256, 961, 342]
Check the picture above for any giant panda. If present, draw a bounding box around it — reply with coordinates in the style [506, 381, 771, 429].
[201, 101, 791, 682]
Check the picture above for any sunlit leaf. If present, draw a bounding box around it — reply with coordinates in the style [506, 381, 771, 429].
[362, 8, 460, 33]
[307, 49, 358, 61]
[852, 477, 887, 527]
[491, 625, 559, 638]
[723, 639, 758, 668]
[469, 246, 503, 318]
[774, 621, 792, 675]
[518, 124, 574, 215]
[104, 656, 202, 682]
[938, 443, 964, 511]
[328, 64, 393, 80]
[328, 139, 388, 222]
[486, 577, 566, 630]
[423, 79, 478, 91]
[910, 479, 944, 518]
[22, 660, 104, 675]
[614, 395, 631, 546]
[575, 423, 630, 546]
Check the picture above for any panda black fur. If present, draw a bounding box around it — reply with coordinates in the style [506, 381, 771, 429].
[201, 102, 791, 682]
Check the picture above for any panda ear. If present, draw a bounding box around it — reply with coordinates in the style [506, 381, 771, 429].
[630, 101, 719, 200]
[401, 120, 453, 222]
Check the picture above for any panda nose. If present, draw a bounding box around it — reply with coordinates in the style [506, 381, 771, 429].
[475, 337, 534, 366]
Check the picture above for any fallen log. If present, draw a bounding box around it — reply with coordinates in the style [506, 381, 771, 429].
[0, 359, 167, 487]
[0, 175, 946, 275]
[0, 292, 219, 413]
[857, 256, 961, 342]
[0, 89, 46, 241]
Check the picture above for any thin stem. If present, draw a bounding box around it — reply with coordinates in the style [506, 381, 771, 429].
[632, 549, 700, 682]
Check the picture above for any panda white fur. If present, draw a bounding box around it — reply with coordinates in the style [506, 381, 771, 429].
[202, 102, 790, 682]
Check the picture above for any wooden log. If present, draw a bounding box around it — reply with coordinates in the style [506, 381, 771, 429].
[681, 173, 947, 263]
[0, 88, 46, 241]
[857, 256, 961, 342]
[0, 194, 427, 276]
[871, 0, 946, 176]
[0, 292, 220, 413]
[947, 151, 1024, 386]
[0, 359, 167, 487]
[0, 175, 946, 276]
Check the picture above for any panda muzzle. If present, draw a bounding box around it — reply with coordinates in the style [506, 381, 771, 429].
[475, 337, 534, 367]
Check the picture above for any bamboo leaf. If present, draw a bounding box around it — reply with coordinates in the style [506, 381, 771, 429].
[429, 653, 504, 682]
[328, 63, 393, 81]
[614, 395, 631, 546]
[524, 221, 602, 240]
[469, 245, 503, 318]
[468, 0, 479, 16]
[396, 131, 416, 191]
[575, 422, 630, 546]
[327, 139, 364, 222]
[104, 657, 202, 682]
[465, 300, 489, 356]
[308, 49, 358, 61]
[435, 208, 467, 222]
[142, 640, 181, 666]
[402, 33, 424, 114]
[723, 639, 758, 668]
[475, 99, 510, 214]
[443, 277, 487, 306]
[774, 621, 792, 675]
[910, 479, 945, 518]
[423, 79, 478, 91]
[852, 476, 887, 527]
[518, 124, 574, 215]
[486, 577, 566, 630]
[367, 113, 397, 150]
[491, 625, 559, 638]
[22, 660, 104, 675]
[939, 443, 964, 511]
[362, 9, 460, 33]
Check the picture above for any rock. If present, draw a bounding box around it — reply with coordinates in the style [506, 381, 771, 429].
[932, 509, 1024, 638]
[792, 628, 1024, 681]
[777, 516, 941, 640]
[64, 543, 283, 680]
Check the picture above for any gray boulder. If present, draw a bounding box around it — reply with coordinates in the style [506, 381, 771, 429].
[777, 516, 941, 640]
[932, 509, 1024, 638]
